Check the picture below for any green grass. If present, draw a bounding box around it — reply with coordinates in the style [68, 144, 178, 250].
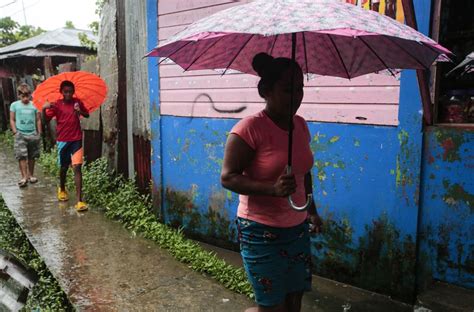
[1, 129, 253, 299]
[0, 129, 14, 148]
[39, 151, 253, 298]
[77, 158, 253, 297]
[0, 196, 72, 311]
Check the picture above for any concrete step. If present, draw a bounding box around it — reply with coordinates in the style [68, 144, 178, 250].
[416, 281, 474, 312]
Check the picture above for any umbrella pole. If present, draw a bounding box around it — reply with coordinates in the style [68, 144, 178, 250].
[288, 33, 296, 170]
[287, 33, 312, 211]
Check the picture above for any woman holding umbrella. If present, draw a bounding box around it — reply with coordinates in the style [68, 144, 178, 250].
[221, 53, 322, 312]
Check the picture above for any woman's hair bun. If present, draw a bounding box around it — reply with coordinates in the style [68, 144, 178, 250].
[252, 53, 274, 77]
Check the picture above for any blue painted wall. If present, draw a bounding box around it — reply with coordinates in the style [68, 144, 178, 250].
[161, 118, 238, 247]
[147, 0, 163, 216]
[159, 95, 422, 302]
[419, 127, 474, 289]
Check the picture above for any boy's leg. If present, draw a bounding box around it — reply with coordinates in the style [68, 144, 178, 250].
[70, 141, 87, 211]
[57, 141, 70, 192]
[69, 140, 84, 204]
[73, 165, 83, 202]
[56, 142, 70, 201]
[19, 160, 28, 179]
[14, 133, 28, 185]
[59, 166, 68, 192]
[57, 166, 69, 201]
[28, 160, 35, 179]
[26, 134, 41, 181]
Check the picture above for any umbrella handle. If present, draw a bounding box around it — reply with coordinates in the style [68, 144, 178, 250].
[286, 166, 312, 211]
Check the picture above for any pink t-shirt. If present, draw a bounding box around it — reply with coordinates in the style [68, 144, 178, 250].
[231, 111, 314, 228]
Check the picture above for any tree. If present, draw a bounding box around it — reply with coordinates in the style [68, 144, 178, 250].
[65, 21, 75, 29]
[95, 0, 107, 16]
[0, 17, 19, 47]
[15, 25, 45, 42]
[0, 17, 45, 47]
[78, 0, 106, 52]
[78, 31, 96, 51]
[89, 21, 99, 35]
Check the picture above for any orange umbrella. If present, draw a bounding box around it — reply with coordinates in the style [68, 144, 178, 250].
[32, 71, 107, 113]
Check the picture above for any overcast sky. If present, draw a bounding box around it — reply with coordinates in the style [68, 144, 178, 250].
[1, 0, 98, 31]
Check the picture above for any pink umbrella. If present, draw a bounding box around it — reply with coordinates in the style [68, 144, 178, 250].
[147, 0, 450, 210]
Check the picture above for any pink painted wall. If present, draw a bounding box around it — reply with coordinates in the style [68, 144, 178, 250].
[158, 0, 400, 126]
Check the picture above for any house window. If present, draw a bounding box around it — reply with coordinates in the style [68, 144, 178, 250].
[433, 0, 474, 125]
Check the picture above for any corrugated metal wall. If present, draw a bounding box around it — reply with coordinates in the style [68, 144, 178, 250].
[125, 0, 152, 191]
[126, 0, 151, 138]
[99, 0, 120, 171]
[80, 59, 103, 163]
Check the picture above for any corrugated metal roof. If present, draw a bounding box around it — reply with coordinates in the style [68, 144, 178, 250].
[0, 48, 83, 60]
[0, 28, 97, 55]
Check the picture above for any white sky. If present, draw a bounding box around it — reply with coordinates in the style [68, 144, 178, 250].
[1, 0, 98, 31]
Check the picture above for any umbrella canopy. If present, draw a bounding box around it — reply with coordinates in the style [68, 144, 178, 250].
[446, 52, 474, 77]
[32, 71, 107, 113]
[148, 0, 450, 78]
[147, 0, 450, 210]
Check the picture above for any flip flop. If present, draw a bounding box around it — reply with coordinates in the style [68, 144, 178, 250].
[18, 179, 28, 188]
[28, 177, 38, 184]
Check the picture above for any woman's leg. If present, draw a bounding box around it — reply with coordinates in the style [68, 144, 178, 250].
[239, 218, 289, 312]
[285, 291, 304, 312]
[245, 303, 288, 312]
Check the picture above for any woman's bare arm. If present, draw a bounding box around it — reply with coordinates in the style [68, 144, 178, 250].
[221, 134, 296, 197]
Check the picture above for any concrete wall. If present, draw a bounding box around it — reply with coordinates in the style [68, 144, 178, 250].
[125, 0, 152, 189]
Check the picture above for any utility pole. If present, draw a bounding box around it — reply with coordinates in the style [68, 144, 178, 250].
[21, 0, 27, 25]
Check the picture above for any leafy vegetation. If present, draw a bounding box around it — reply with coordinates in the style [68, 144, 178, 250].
[70, 158, 254, 298]
[0, 129, 14, 148]
[0, 197, 72, 311]
[78, 0, 106, 52]
[65, 21, 75, 29]
[0, 17, 45, 47]
[1, 130, 253, 299]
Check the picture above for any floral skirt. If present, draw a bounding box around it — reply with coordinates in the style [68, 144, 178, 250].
[237, 217, 312, 307]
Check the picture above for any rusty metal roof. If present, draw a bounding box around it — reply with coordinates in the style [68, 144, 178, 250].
[0, 28, 97, 59]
